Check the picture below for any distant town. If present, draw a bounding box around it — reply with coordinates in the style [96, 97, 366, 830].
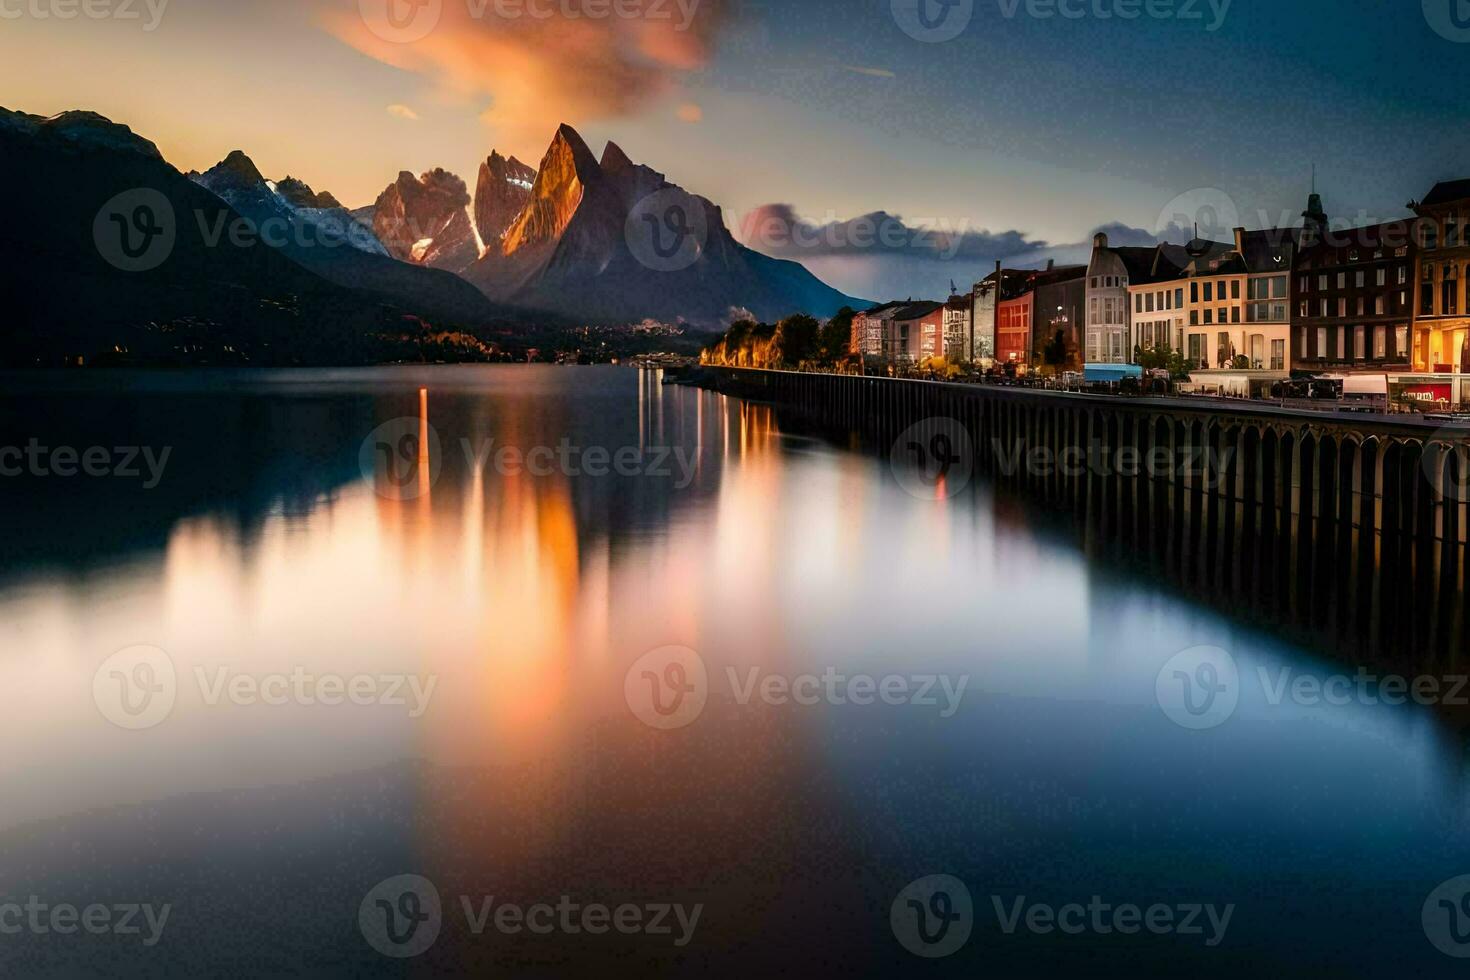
[705, 180, 1470, 414]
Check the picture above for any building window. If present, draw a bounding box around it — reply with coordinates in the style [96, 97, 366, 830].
[1354, 325, 1366, 359]
[1299, 300, 1309, 317]
[1232, 280, 1242, 300]
[1337, 272, 1346, 289]
[1203, 282, 1213, 302]
[1318, 274, 1329, 290]
[1396, 325, 1409, 359]
[1299, 275, 1310, 292]
[1204, 309, 1214, 325]
[1222, 307, 1230, 324]
[1336, 329, 1346, 359]
[1357, 297, 1366, 316]
[1450, 218, 1461, 248]
[1317, 327, 1328, 358]
[1337, 298, 1347, 317]
[1174, 288, 1184, 308]
[1188, 333, 1204, 365]
[1320, 298, 1329, 317]
[1398, 265, 1408, 285]
[1298, 327, 1307, 357]
[1425, 221, 1439, 249]
[1377, 268, 1387, 287]
[1374, 325, 1387, 359]
[1190, 282, 1199, 303]
[1271, 339, 1285, 370]
[1445, 264, 1459, 316]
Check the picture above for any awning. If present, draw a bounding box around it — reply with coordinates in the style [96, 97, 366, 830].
[1343, 374, 1389, 396]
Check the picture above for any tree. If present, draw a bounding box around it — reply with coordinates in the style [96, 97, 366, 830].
[1042, 329, 1069, 372]
[771, 314, 819, 367]
[817, 307, 857, 363]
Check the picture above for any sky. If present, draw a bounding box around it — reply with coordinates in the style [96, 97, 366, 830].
[3, 0, 1468, 300]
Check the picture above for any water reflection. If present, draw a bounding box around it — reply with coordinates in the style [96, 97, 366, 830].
[0, 366, 1467, 976]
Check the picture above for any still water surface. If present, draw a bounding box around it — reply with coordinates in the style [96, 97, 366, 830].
[0, 366, 1466, 976]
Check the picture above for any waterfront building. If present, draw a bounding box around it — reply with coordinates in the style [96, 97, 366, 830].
[1084, 233, 1159, 364]
[851, 301, 904, 358]
[1128, 228, 1295, 382]
[942, 295, 971, 362]
[896, 301, 946, 363]
[1409, 180, 1470, 374]
[971, 265, 1030, 367]
[851, 300, 943, 365]
[1031, 264, 1087, 372]
[995, 286, 1035, 366]
[1291, 218, 1415, 372]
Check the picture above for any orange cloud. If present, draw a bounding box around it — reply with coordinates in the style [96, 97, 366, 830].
[676, 103, 703, 123]
[317, 0, 729, 150]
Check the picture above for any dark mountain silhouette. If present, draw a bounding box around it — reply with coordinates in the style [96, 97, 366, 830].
[0, 108, 527, 366]
[190, 150, 515, 327]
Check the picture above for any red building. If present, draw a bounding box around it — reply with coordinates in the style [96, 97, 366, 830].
[897, 302, 946, 361]
[996, 291, 1034, 365]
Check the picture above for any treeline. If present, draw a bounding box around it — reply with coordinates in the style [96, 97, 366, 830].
[701, 309, 856, 369]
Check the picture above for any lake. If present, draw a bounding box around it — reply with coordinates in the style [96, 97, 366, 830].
[0, 365, 1466, 976]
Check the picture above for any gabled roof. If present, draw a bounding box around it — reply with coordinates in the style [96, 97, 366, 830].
[1111, 246, 1159, 282]
[1420, 179, 1470, 208]
[892, 301, 944, 321]
[1239, 228, 1299, 273]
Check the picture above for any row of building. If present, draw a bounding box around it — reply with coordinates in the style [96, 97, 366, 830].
[852, 180, 1470, 403]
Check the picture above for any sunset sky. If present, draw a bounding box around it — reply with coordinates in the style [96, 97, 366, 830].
[4, 0, 1468, 298]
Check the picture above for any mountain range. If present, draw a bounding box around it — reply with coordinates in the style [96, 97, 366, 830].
[0, 105, 862, 365]
[356, 124, 864, 326]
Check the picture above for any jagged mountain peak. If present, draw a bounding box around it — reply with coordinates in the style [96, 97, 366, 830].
[599, 140, 635, 175]
[545, 124, 601, 184]
[216, 149, 265, 185]
[464, 123, 862, 326]
[475, 151, 537, 249]
[276, 176, 342, 210]
[373, 167, 478, 271]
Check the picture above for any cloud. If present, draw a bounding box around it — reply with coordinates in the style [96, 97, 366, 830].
[386, 104, 420, 120]
[737, 204, 1175, 301]
[316, 0, 732, 149]
[843, 65, 896, 78]
[676, 103, 703, 123]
